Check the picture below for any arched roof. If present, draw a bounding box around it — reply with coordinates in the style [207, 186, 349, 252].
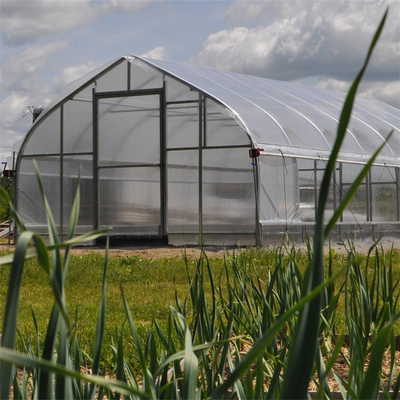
[28, 55, 400, 167]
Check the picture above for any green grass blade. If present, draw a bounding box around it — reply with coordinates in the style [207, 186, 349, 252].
[0, 347, 149, 398]
[55, 322, 73, 399]
[0, 230, 36, 400]
[0, 229, 110, 267]
[88, 236, 109, 400]
[359, 314, 400, 399]
[325, 131, 393, 236]
[0, 186, 27, 232]
[279, 10, 387, 399]
[66, 169, 81, 242]
[121, 284, 157, 399]
[211, 262, 349, 399]
[38, 303, 60, 399]
[182, 327, 199, 400]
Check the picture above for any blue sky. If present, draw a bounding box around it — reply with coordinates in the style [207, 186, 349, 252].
[1, 0, 399, 164]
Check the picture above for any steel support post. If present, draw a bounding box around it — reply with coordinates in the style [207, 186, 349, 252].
[160, 79, 167, 237]
[60, 105, 64, 242]
[314, 159, 318, 222]
[366, 170, 372, 222]
[339, 162, 343, 240]
[9, 151, 16, 245]
[92, 89, 99, 231]
[127, 61, 131, 91]
[256, 162, 262, 246]
[396, 168, 400, 222]
[198, 93, 203, 245]
[14, 152, 19, 243]
[333, 163, 337, 213]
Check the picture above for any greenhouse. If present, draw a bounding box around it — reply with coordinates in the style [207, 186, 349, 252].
[15, 55, 400, 245]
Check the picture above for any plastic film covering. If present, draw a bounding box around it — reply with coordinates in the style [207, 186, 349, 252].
[129, 58, 163, 90]
[98, 95, 160, 166]
[298, 159, 316, 222]
[63, 99, 93, 154]
[259, 156, 299, 223]
[203, 148, 255, 232]
[24, 108, 61, 155]
[205, 100, 250, 147]
[18, 157, 60, 230]
[370, 166, 398, 222]
[165, 75, 199, 103]
[95, 60, 128, 92]
[167, 150, 199, 233]
[99, 167, 160, 235]
[140, 57, 400, 167]
[341, 164, 367, 225]
[31, 58, 123, 127]
[62, 155, 93, 232]
[167, 102, 199, 149]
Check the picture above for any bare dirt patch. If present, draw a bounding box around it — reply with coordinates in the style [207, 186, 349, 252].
[1, 239, 399, 259]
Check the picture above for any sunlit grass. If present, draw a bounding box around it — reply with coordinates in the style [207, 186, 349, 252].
[1, 246, 399, 370]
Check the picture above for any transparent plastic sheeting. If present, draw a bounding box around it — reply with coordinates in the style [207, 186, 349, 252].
[18, 157, 60, 229]
[202, 148, 255, 231]
[16, 54, 400, 243]
[99, 167, 161, 235]
[98, 95, 160, 166]
[18, 156, 93, 233]
[259, 156, 299, 224]
[139, 56, 400, 167]
[167, 150, 199, 233]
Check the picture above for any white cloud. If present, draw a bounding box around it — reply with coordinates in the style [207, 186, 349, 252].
[0, 39, 101, 162]
[0, 94, 33, 163]
[140, 46, 168, 60]
[0, 1, 99, 45]
[190, 1, 399, 107]
[52, 61, 101, 88]
[0, 93, 30, 129]
[192, 2, 399, 79]
[359, 81, 400, 109]
[315, 78, 351, 93]
[1, 41, 69, 93]
[0, 0, 155, 46]
[314, 78, 400, 109]
[100, 0, 153, 14]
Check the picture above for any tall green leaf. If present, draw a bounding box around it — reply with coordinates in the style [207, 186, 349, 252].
[279, 10, 388, 399]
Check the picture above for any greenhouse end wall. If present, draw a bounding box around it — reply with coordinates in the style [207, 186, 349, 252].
[15, 56, 400, 245]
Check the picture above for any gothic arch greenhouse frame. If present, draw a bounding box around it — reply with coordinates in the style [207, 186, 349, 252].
[15, 55, 400, 245]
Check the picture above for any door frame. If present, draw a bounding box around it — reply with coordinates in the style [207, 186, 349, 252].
[92, 88, 166, 237]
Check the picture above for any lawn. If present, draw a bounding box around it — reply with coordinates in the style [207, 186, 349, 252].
[1, 244, 399, 369]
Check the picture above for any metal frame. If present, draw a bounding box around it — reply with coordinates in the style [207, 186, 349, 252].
[366, 170, 372, 223]
[198, 94, 204, 245]
[397, 168, 400, 222]
[314, 159, 318, 221]
[14, 56, 399, 245]
[160, 79, 167, 237]
[60, 105, 64, 242]
[92, 87, 165, 235]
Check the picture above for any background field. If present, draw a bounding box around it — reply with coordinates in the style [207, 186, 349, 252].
[1, 242, 399, 370]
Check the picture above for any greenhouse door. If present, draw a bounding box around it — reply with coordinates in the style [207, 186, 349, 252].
[93, 89, 165, 237]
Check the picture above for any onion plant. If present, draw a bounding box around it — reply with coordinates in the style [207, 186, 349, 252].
[1, 9, 399, 400]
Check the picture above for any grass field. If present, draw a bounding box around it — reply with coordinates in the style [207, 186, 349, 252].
[1, 244, 399, 369]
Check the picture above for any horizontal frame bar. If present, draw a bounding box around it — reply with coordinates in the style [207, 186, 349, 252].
[167, 144, 251, 152]
[98, 163, 160, 169]
[21, 152, 93, 158]
[94, 88, 163, 99]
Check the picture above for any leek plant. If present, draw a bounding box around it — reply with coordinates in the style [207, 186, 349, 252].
[0, 9, 399, 400]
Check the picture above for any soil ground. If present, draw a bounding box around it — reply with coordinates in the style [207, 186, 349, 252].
[2, 238, 399, 259]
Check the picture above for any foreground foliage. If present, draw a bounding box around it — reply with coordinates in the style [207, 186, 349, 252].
[1, 9, 399, 400]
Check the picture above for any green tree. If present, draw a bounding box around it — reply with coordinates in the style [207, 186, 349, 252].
[0, 175, 14, 222]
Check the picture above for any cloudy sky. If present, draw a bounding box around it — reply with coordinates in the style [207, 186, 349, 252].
[0, 0, 399, 163]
